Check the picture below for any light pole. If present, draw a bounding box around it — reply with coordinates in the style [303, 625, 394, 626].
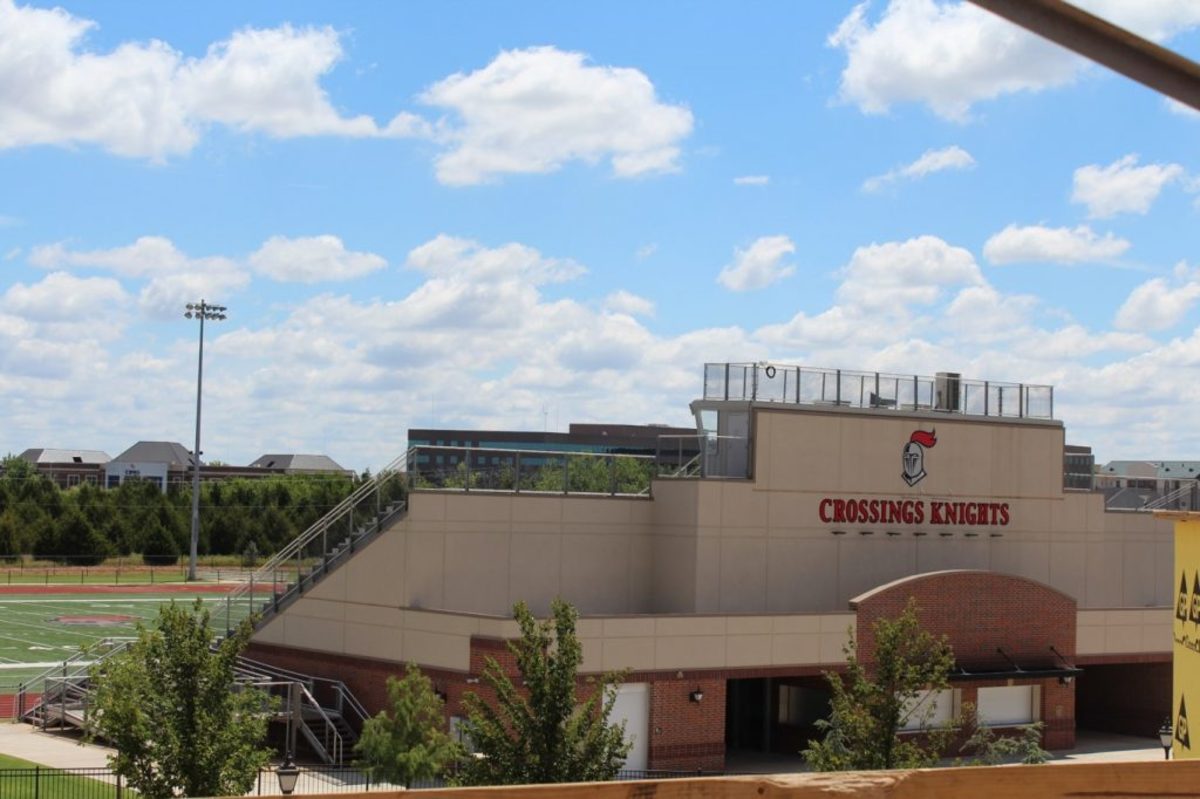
[184, 300, 226, 582]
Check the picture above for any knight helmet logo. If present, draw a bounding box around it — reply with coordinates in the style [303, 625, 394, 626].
[902, 430, 937, 487]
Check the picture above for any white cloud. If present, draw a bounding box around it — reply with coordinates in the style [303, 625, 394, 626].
[829, 0, 1200, 120]
[733, 175, 770, 186]
[717, 236, 796, 292]
[983, 224, 1131, 264]
[9, 228, 1200, 467]
[863, 145, 975, 192]
[1167, 98, 1200, 118]
[249, 235, 387, 283]
[28, 236, 248, 317]
[603, 290, 655, 318]
[420, 47, 693, 185]
[838, 234, 981, 309]
[0, 0, 421, 160]
[1072, 154, 1184, 218]
[1115, 262, 1200, 331]
[1, 271, 128, 321]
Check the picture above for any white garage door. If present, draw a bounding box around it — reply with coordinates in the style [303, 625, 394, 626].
[977, 685, 1037, 726]
[610, 683, 649, 771]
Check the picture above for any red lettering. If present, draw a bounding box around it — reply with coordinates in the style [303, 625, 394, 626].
[832, 499, 846, 523]
[930, 501, 944, 525]
[999, 504, 1010, 525]
[914, 501, 925, 524]
[965, 503, 977, 525]
[868, 499, 880, 524]
[886, 500, 903, 525]
[819, 498, 833, 523]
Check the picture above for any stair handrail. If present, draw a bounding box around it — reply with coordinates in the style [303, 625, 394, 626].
[235, 654, 368, 730]
[15, 637, 136, 721]
[1143, 481, 1200, 511]
[226, 449, 414, 609]
[254, 679, 346, 765]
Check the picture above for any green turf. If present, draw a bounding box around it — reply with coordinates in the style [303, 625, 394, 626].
[0, 753, 122, 798]
[0, 590, 254, 690]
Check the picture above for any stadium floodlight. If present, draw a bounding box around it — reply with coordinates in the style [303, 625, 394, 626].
[184, 300, 227, 582]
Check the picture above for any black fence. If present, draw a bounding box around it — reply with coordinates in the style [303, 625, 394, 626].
[0, 766, 127, 798]
[0, 765, 732, 795]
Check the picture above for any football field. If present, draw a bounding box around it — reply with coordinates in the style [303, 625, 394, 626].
[0, 587, 240, 692]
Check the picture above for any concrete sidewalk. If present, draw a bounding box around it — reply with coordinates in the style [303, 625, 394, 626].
[0, 721, 113, 768]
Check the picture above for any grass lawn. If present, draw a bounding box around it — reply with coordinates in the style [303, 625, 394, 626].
[0, 752, 121, 798]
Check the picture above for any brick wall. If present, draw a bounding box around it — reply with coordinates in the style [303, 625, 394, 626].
[852, 570, 1077, 750]
[648, 676, 725, 771]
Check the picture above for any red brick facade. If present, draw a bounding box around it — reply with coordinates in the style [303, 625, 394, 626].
[852, 570, 1078, 749]
[249, 571, 1097, 769]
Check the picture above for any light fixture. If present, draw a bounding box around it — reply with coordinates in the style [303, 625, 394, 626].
[1159, 718, 1173, 760]
[689, 688, 704, 703]
[276, 755, 300, 795]
[1058, 675, 1074, 686]
[183, 299, 228, 582]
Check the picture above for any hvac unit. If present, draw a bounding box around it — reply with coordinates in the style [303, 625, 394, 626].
[935, 372, 961, 412]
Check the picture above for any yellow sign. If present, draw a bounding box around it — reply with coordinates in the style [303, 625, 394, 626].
[1171, 516, 1200, 759]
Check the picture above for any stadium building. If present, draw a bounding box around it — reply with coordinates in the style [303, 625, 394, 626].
[245, 362, 1185, 770]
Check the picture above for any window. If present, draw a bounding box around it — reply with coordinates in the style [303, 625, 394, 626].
[977, 685, 1037, 726]
[900, 688, 956, 731]
[106, 475, 121, 489]
[67, 474, 80, 487]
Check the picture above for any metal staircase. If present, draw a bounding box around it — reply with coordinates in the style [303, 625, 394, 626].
[234, 656, 370, 765]
[15, 637, 133, 730]
[218, 451, 412, 634]
[15, 642, 370, 765]
[13, 457, 411, 764]
[1142, 480, 1200, 511]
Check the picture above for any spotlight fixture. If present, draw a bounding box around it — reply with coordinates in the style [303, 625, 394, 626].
[689, 688, 704, 703]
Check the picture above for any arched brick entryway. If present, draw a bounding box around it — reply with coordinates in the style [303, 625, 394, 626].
[851, 570, 1077, 749]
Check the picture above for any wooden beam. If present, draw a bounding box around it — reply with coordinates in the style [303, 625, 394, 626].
[966, 0, 1200, 112]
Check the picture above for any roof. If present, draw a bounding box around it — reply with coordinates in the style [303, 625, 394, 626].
[248, 454, 348, 472]
[111, 441, 196, 468]
[19, 448, 111, 465]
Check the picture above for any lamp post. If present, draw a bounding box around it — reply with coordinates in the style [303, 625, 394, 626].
[276, 754, 300, 795]
[1159, 717, 1173, 760]
[184, 300, 226, 582]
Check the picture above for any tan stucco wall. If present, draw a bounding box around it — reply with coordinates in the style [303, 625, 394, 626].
[253, 402, 1173, 668]
[255, 592, 855, 673]
[656, 406, 1173, 614]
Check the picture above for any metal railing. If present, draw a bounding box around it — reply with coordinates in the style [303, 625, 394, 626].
[704, 362, 1054, 420]
[0, 764, 739, 795]
[1089, 474, 1200, 512]
[655, 434, 749, 479]
[14, 637, 134, 725]
[0, 767, 128, 798]
[219, 452, 410, 634]
[408, 444, 657, 496]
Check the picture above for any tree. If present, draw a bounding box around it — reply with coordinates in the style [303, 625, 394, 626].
[804, 598, 956, 771]
[455, 599, 631, 786]
[355, 663, 462, 788]
[54, 508, 111, 565]
[87, 599, 273, 798]
[956, 702, 1050, 766]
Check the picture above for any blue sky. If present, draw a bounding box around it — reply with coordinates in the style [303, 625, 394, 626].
[1, 0, 1198, 470]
